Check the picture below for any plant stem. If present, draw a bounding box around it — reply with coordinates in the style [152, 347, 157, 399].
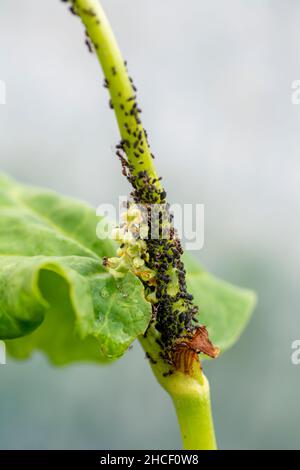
[140, 329, 217, 450]
[72, 0, 162, 190]
[71, 0, 217, 450]
[171, 374, 217, 450]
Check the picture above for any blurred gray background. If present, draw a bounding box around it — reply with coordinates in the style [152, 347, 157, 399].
[0, 0, 300, 450]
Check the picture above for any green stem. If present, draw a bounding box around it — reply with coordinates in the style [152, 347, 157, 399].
[171, 374, 217, 450]
[140, 330, 217, 450]
[73, 0, 161, 188]
[70, 0, 217, 450]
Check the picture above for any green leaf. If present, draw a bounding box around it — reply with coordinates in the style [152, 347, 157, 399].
[0, 173, 255, 365]
[0, 174, 151, 364]
[184, 253, 256, 353]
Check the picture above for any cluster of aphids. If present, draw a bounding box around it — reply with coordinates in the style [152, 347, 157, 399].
[61, 0, 98, 53]
[112, 90, 164, 204]
[102, 67, 201, 363]
[62, 0, 202, 364]
[145, 221, 200, 363]
[105, 75, 200, 362]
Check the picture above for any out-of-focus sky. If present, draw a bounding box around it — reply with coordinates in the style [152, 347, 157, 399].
[0, 0, 300, 449]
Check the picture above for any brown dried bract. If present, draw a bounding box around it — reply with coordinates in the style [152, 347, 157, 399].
[172, 326, 220, 375]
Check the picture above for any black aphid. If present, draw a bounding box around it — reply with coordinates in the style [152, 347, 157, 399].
[85, 39, 93, 53]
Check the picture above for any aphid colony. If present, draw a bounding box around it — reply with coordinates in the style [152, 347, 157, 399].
[62, 0, 218, 368]
[100, 56, 218, 364]
[61, 0, 97, 53]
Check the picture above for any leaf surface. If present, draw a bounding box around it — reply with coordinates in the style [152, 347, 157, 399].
[0, 174, 151, 363]
[184, 253, 256, 353]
